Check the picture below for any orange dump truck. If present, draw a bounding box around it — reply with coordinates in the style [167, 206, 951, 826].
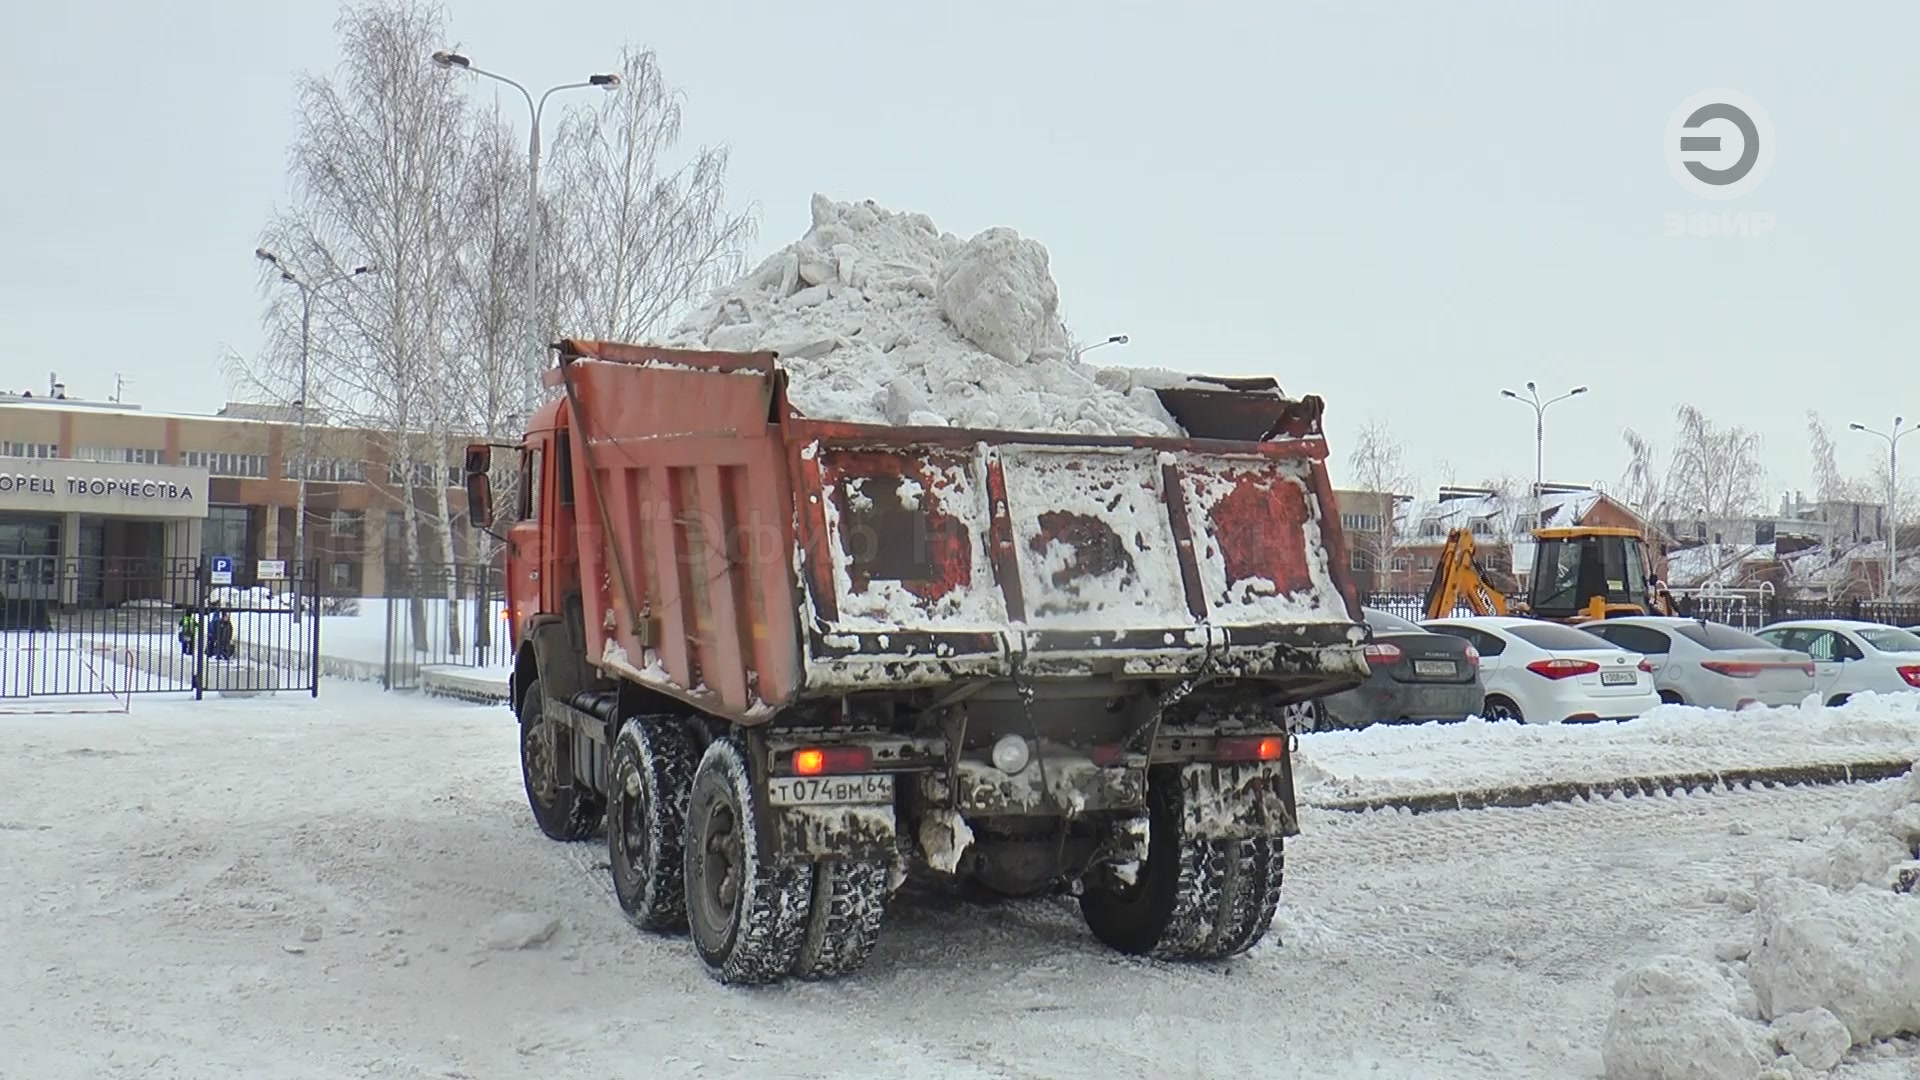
[464, 338, 1369, 985]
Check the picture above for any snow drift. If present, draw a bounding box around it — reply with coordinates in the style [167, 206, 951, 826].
[663, 194, 1196, 437]
[1603, 765, 1920, 1077]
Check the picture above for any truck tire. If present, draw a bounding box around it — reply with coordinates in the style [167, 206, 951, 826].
[519, 678, 603, 841]
[791, 859, 889, 980]
[683, 739, 812, 985]
[1078, 766, 1283, 961]
[608, 716, 697, 932]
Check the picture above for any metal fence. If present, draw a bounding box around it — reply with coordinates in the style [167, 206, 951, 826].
[381, 562, 511, 691]
[1357, 589, 1920, 631]
[0, 556, 321, 700]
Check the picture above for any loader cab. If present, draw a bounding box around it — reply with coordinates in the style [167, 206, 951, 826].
[1525, 527, 1654, 622]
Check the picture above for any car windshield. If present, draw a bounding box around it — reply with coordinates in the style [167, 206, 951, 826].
[1507, 623, 1615, 651]
[1364, 608, 1423, 633]
[1858, 626, 1920, 652]
[1673, 622, 1774, 650]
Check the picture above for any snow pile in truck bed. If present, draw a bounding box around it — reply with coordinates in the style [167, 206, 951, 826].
[662, 194, 1191, 437]
[1601, 765, 1920, 1078]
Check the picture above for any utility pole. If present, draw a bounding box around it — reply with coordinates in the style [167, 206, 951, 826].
[431, 51, 618, 406]
[1849, 416, 1913, 601]
[253, 250, 376, 599]
[1499, 381, 1589, 532]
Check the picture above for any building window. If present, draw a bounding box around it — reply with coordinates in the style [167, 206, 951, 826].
[1418, 555, 1437, 571]
[386, 460, 461, 489]
[182, 450, 267, 478]
[1350, 548, 1377, 572]
[330, 561, 354, 589]
[73, 446, 164, 464]
[205, 505, 252, 565]
[329, 509, 364, 540]
[1, 442, 57, 459]
[1392, 557, 1412, 572]
[1341, 513, 1382, 534]
[282, 456, 367, 483]
[1420, 521, 1446, 538]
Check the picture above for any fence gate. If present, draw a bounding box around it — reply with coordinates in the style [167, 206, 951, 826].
[382, 562, 510, 692]
[190, 561, 323, 699]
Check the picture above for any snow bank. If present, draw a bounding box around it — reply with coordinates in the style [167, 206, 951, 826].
[663, 194, 1190, 437]
[1601, 956, 1771, 1080]
[1295, 692, 1920, 805]
[1603, 766, 1920, 1077]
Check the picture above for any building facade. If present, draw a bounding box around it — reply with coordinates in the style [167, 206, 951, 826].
[0, 394, 482, 604]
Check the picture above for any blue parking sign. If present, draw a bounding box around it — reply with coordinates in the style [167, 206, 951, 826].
[210, 555, 234, 585]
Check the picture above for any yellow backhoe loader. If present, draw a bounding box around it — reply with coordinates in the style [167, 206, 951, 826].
[1423, 525, 1676, 623]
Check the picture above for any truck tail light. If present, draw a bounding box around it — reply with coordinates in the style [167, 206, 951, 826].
[1526, 658, 1599, 680]
[1216, 735, 1287, 762]
[1364, 643, 1403, 666]
[789, 746, 872, 775]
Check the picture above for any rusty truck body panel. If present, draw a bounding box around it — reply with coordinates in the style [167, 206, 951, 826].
[505, 339, 1366, 722]
[478, 337, 1370, 985]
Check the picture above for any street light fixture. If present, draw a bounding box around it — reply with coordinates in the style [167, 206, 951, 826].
[1081, 334, 1129, 355]
[1499, 381, 1589, 529]
[1848, 416, 1913, 601]
[255, 248, 377, 598]
[431, 50, 619, 398]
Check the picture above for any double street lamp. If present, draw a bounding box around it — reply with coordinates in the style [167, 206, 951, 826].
[1849, 416, 1914, 600]
[254, 249, 376, 594]
[430, 50, 618, 395]
[1500, 381, 1589, 525]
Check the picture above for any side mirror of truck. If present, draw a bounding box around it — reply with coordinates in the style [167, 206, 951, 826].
[463, 444, 493, 530]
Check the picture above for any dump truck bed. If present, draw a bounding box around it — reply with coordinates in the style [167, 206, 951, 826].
[547, 340, 1366, 723]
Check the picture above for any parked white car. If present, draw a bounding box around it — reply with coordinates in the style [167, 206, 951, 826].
[1420, 616, 1661, 724]
[1751, 619, 1920, 705]
[1577, 616, 1816, 710]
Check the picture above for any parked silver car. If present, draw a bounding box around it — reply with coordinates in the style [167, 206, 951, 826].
[1578, 616, 1815, 710]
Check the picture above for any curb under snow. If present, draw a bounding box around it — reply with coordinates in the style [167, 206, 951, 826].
[1312, 758, 1918, 817]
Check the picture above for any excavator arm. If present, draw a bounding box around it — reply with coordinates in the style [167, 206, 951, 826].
[1422, 529, 1513, 620]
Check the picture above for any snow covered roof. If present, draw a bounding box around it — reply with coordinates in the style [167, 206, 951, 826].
[1394, 488, 1610, 542]
[1664, 543, 1778, 588]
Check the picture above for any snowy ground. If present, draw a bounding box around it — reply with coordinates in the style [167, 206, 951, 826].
[1296, 694, 1920, 805]
[3, 687, 1917, 1079]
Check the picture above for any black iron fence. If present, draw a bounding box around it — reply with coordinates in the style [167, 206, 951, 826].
[1357, 589, 1920, 631]
[0, 556, 321, 701]
[381, 562, 511, 691]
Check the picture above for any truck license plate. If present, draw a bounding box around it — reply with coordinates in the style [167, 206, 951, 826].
[1600, 670, 1637, 686]
[1413, 660, 1455, 677]
[768, 773, 894, 807]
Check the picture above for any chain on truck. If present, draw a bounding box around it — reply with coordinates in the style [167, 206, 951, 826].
[463, 339, 1370, 985]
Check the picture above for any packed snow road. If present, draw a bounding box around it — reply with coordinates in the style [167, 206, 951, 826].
[0, 687, 1913, 1080]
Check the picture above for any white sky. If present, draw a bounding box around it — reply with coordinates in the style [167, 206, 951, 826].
[2, 1, 1915, 500]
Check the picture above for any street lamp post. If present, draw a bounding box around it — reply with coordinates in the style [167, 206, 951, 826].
[1849, 416, 1914, 600]
[431, 51, 617, 399]
[254, 249, 375, 597]
[1499, 381, 1589, 530]
[1080, 334, 1129, 356]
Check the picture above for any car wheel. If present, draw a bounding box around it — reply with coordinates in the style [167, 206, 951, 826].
[1482, 695, 1523, 723]
[1281, 700, 1327, 733]
[1658, 691, 1685, 706]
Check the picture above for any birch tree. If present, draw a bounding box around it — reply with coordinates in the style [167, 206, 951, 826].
[546, 46, 757, 343]
[250, 0, 471, 653]
[1343, 419, 1413, 578]
[1664, 404, 1765, 529]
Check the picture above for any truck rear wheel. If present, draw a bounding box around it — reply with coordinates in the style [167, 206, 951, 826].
[791, 859, 889, 980]
[683, 740, 811, 985]
[1078, 766, 1283, 960]
[519, 679, 603, 841]
[608, 716, 697, 932]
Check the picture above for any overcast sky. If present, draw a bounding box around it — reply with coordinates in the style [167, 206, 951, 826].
[3, 1, 1914, 501]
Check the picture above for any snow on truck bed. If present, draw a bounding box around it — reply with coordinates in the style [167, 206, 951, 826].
[663, 194, 1258, 437]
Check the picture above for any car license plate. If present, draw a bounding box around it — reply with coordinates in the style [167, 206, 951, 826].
[1414, 659, 1455, 677]
[768, 773, 894, 807]
[1600, 670, 1637, 686]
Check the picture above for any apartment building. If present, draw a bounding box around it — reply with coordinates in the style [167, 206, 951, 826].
[0, 392, 480, 604]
